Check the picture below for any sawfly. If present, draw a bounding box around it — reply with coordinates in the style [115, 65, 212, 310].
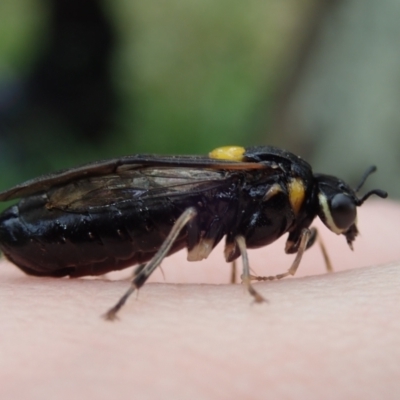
[0, 146, 387, 319]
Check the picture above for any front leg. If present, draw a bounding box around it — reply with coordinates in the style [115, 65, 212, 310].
[286, 227, 333, 273]
[251, 226, 333, 282]
[285, 226, 317, 254]
[250, 228, 312, 282]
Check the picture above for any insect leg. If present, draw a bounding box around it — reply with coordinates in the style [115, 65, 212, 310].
[132, 263, 146, 277]
[250, 228, 312, 282]
[296, 227, 333, 273]
[230, 260, 237, 284]
[103, 207, 197, 320]
[235, 235, 265, 303]
[132, 263, 166, 281]
[316, 230, 333, 273]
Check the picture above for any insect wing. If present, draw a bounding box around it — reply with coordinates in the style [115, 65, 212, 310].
[46, 167, 233, 212]
[0, 154, 264, 202]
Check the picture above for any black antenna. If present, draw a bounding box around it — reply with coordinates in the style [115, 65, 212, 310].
[354, 166, 388, 205]
[354, 165, 377, 192]
[358, 189, 388, 205]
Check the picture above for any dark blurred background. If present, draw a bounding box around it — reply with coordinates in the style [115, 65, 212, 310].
[0, 0, 399, 200]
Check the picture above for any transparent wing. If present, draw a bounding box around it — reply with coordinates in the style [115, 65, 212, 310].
[46, 167, 237, 211]
[0, 154, 265, 201]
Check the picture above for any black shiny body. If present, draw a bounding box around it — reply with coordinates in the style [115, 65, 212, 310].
[0, 146, 384, 279]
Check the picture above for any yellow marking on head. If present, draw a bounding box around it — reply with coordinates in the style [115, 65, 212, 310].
[288, 178, 306, 215]
[209, 146, 245, 161]
[317, 193, 346, 234]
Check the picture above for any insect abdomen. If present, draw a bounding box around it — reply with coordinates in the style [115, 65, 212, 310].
[0, 195, 188, 277]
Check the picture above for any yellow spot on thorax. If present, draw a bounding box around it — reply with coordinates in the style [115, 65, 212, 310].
[209, 146, 245, 161]
[288, 178, 305, 215]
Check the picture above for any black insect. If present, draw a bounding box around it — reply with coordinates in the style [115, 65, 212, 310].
[0, 146, 387, 319]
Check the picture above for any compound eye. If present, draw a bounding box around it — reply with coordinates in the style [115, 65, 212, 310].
[330, 194, 356, 230]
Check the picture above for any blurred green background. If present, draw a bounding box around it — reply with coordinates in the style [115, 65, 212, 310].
[0, 0, 306, 176]
[0, 0, 399, 201]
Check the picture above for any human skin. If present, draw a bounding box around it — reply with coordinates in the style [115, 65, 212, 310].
[0, 200, 399, 399]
